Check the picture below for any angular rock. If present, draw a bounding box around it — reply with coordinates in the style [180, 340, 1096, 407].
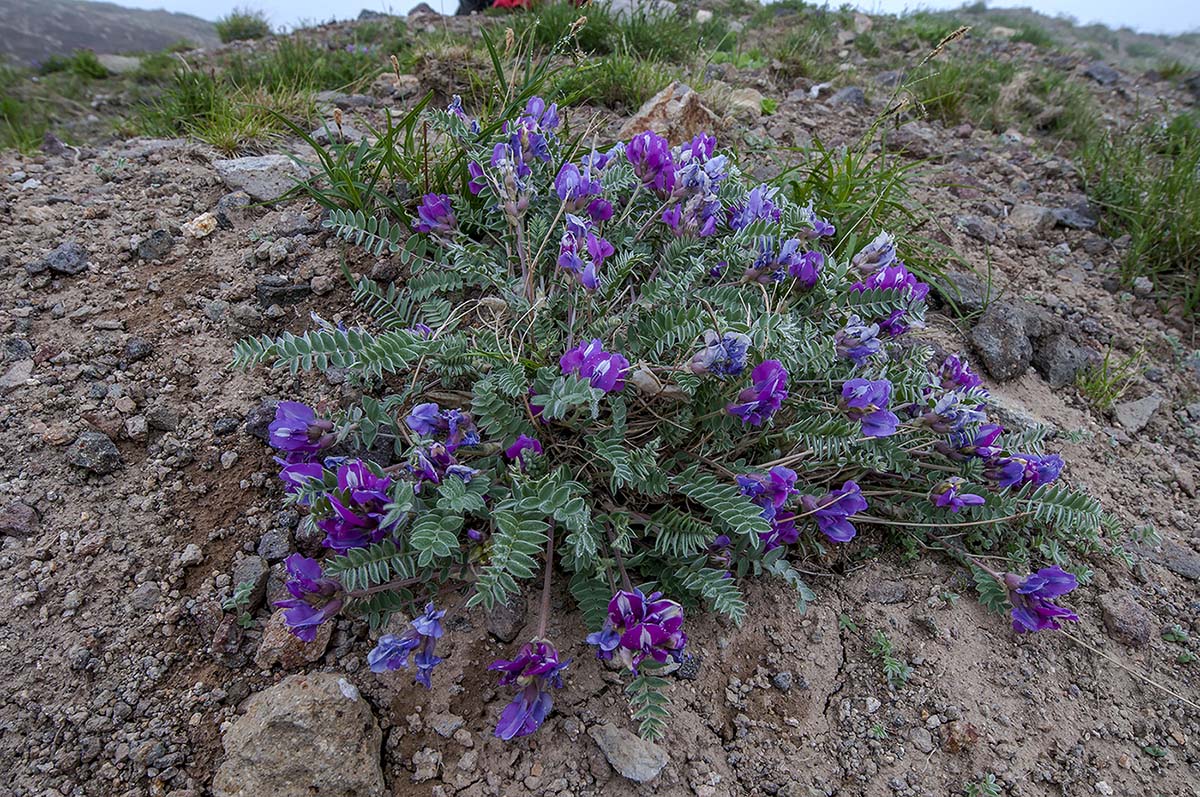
[1084, 62, 1120, 85]
[254, 608, 332, 669]
[485, 594, 527, 643]
[909, 727, 935, 753]
[129, 582, 162, 611]
[618, 81, 721, 145]
[137, 229, 174, 260]
[96, 54, 141, 75]
[1052, 205, 1097, 230]
[727, 87, 764, 120]
[970, 309, 1032, 381]
[257, 527, 293, 562]
[1114, 394, 1162, 433]
[124, 337, 154, 362]
[0, 359, 33, 393]
[1139, 540, 1200, 582]
[214, 155, 310, 202]
[930, 270, 991, 315]
[26, 241, 90, 276]
[0, 501, 38, 536]
[1007, 204, 1056, 235]
[67, 431, 123, 474]
[828, 86, 867, 108]
[884, 122, 938, 159]
[1032, 334, 1097, 388]
[867, 580, 908, 604]
[245, 399, 280, 442]
[589, 722, 668, 783]
[954, 215, 1000, 244]
[310, 121, 366, 146]
[1098, 592, 1151, 647]
[214, 191, 252, 226]
[230, 553, 270, 610]
[213, 673, 383, 797]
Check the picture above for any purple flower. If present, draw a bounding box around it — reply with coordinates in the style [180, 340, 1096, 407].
[841, 378, 900, 438]
[939, 354, 984, 392]
[850, 264, 929, 337]
[744, 236, 808, 284]
[626, 130, 676, 195]
[798, 199, 835, 238]
[930, 477, 986, 513]
[277, 459, 326, 501]
[835, 315, 883, 366]
[918, 391, 988, 435]
[661, 193, 723, 237]
[761, 511, 799, 550]
[557, 215, 613, 291]
[554, 162, 603, 214]
[268, 401, 335, 455]
[412, 193, 456, 234]
[504, 434, 543, 471]
[937, 423, 1005, 461]
[586, 589, 687, 674]
[404, 402, 480, 452]
[800, 480, 868, 543]
[737, 466, 799, 522]
[726, 360, 788, 426]
[317, 495, 388, 552]
[408, 322, 435, 339]
[367, 602, 446, 686]
[274, 554, 343, 642]
[1004, 566, 1079, 633]
[489, 143, 531, 220]
[788, 249, 824, 289]
[447, 94, 480, 134]
[985, 453, 1064, 489]
[337, 460, 392, 506]
[467, 160, 486, 195]
[728, 184, 781, 230]
[559, 339, 629, 393]
[850, 231, 897, 273]
[411, 443, 479, 491]
[489, 639, 569, 740]
[688, 330, 752, 378]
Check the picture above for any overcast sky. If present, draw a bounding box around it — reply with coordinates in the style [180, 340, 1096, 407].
[92, 0, 1200, 35]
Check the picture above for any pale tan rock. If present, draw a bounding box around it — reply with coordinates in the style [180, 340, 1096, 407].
[618, 81, 722, 144]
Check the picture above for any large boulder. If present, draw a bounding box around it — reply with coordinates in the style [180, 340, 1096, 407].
[213, 673, 384, 797]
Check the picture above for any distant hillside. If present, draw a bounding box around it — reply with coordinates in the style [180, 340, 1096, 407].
[0, 0, 219, 65]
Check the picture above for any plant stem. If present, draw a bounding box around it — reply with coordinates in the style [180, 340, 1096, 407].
[1060, 630, 1200, 713]
[535, 522, 555, 639]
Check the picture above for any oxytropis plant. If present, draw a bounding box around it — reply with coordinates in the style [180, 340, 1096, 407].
[236, 94, 1106, 741]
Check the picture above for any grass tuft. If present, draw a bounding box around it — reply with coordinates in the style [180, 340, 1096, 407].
[215, 8, 272, 43]
[1075, 348, 1142, 410]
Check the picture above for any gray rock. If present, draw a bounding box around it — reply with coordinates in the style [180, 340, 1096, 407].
[245, 400, 279, 442]
[0, 501, 38, 536]
[486, 594, 527, 643]
[124, 337, 154, 362]
[909, 727, 935, 754]
[931, 270, 991, 314]
[771, 671, 793, 691]
[214, 155, 309, 202]
[1052, 206, 1097, 230]
[1007, 204, 1056, 235]
[231, 553, 270, 610]
[26, 241, 90, 276]
[146, 404, 180, 431]
[970, 309, 1032, 381]
[588, 723, 668, 783]
[212, 673, 383, 797]
[1098, 592, 1151, 647]
[1114, 394, 1162, 433]
[137, 229, 174, 260]
[1032, 334, 1097, 388]
[0, 359, 33, 393]
[129, 582, 162, 612]
[4, 337, 33, 362]
[1084, 62, 1120, 85]
[257, 528, 293, 562]
[428, 712, 465, 738]
[1139, 540, 1200, 582]
[214, 191, 252, 226]
[310, 121, 366, 146]
[96, 54, 142, 75]
[828, 86, 867, 108]
[256, 282, 311, 307]
[67, 431, 123, 474]
[884, 122, 938, 159]
[954, 215, 1000, 244]
[1131, 275, 1154, 297]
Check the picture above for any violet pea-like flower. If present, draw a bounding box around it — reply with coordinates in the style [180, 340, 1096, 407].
[559, 338, 630, 393]
[489, 639, 570, 740]
[504, 434, 543, 471]
[1004, 566, 1079, 633]
[688, 329, 751, 378]
[930, 477, 986, 513]
[367, 602, 446, 687]
[727, 184, 781, 230]
[939, 353, 984, 392]
[835, 315, 883, 366]
[800, 480, 868, 543]
[841, 378, 900, 438]
[276, 458, 325, 502]
[268, 401, 335, 456]
[936, 423, 1005, 461]
[985, 452, 1064, 489]
[850, 231, 897, 273]
[586, 589, 687, 674]
[412, 193, 456, 234]
[626, 130, 676, 195]
[274, 554, 343, 642]
[737, 465, 799, 522]
[726, 360, 788, 426]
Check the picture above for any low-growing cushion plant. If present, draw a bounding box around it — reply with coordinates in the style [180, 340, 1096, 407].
[236, 91, 1111, 742]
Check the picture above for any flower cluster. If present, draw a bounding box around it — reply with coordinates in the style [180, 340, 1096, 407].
[368, 603, 446, 687]
[587, 590, 688, 673]
[243, 93, 1103, 750]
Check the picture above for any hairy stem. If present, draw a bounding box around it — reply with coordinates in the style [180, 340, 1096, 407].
[536, 522, 556, 639]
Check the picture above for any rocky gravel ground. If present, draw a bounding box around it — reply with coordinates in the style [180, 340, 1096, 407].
[1, 10, 1199, 797]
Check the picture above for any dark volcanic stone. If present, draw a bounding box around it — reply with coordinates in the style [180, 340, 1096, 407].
[245, 399, 279, 442]
[124, 337, 154, 362]
[26, 241, 90, 276]
[137, 229, 174, 261]
[1084, 62, 1120, 85]
[67, 431, 123, 474]
[1032, 334, 1097, 388]
[970, 309, 1032, 381]
[485, 594, 528, 643]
